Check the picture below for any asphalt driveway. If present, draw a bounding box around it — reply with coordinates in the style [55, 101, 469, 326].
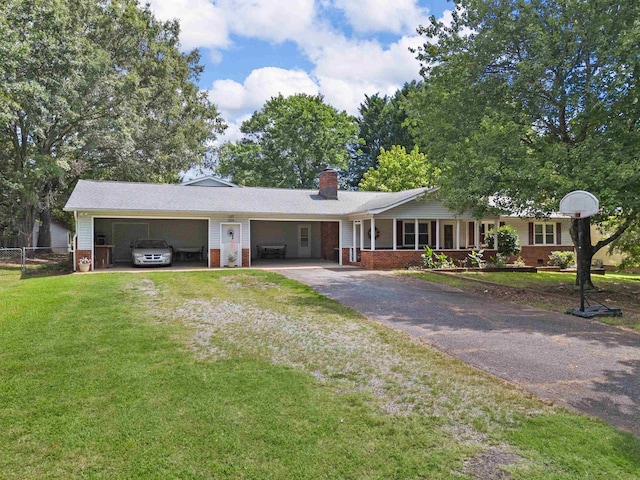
[274, 267, 640, 436]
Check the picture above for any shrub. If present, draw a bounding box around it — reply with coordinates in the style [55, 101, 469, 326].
[468, 249, 486, 268]
[422, 246, 455, 269]
[548, 251, 575, 269]
[486, 225, 521, 257]
[487, 253, 507, 268]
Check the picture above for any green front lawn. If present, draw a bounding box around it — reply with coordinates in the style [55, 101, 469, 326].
[1, 269, 639, 478]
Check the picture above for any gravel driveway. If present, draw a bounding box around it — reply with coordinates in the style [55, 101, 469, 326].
[274, 266, 640, 436]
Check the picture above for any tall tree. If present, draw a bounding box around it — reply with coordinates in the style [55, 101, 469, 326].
[217, 94, 358, 188]
[359, 146, 439, 192]
[410, 0, 640, 286]
[0, 0, 225, 248]
[346, 82, 420, 188]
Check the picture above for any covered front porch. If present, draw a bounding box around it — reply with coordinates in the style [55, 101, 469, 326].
[347, 217, 500, 269]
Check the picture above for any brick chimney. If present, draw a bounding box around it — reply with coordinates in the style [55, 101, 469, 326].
[318, 168, 338, 199]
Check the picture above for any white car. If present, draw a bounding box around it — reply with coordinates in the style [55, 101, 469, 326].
[131, 239, 173, 267]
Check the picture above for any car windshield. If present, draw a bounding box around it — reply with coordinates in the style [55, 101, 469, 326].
[135, 240, 167, 249]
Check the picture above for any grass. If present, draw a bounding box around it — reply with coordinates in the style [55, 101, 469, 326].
[406, 270, 640, 329]
[1, 268, 639, 478]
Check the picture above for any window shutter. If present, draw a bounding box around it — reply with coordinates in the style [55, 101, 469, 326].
[431, 221, 437, 247]
[499, 221, 505, 227]
[528, 222, 534, 245]
[468, 221, 475, 247]
[556, 222, 562, 245]
[396, 220, 403, 246]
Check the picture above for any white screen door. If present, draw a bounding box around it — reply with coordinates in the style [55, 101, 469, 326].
[298, 224, 311, 257]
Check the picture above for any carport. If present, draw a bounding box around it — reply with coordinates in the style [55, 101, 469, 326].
[250, 220, 339, 265]
[92, 217, 209, 268]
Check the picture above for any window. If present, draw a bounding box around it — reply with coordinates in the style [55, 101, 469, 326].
[403, 222, 429, 246]
[534, 223, 555, 245]
[404, 222, 415, 246]
[480, 222, 495, 245]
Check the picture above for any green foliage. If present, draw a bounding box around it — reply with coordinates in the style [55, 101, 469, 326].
[606, 218, 640, 269]
[422, 245, 436, 268]
[548, 251, 576, 269]
[486, 225, 521, 257]
[422, 245, 454, 269]
[217, 94, 358, 188]
[410, 0, 640, 279]
[0, 0, 225, 247]
[468, 249, 486, 269]
[487, 254, 507, 268]
[346, 83, 420, 188]
[358, 145, 439, 192]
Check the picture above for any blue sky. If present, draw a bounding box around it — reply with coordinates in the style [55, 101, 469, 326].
[147, 0, 453, 142]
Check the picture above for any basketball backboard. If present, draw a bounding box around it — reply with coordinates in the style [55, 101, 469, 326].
[559, 190, 599, 218]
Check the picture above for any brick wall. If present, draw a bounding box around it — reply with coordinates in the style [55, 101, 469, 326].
[76, 249, 92, 271]
[519, 245, 574, 266]
[359, 249, 498, 270]
[209, 249, 220, 268]
[242, 248, 250, 267]
[320, 222, 339, 261]
[341, 248, 351, 265]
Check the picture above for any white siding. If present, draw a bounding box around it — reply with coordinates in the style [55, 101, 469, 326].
[210, 218, 249, 249]
[341, 220, 353, 248]
[501, 217, 573, 246]
[377, 199, 477, 220]
[77, 215, 93, 249]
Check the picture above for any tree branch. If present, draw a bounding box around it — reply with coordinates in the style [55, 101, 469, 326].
[594, 210, 639, 253]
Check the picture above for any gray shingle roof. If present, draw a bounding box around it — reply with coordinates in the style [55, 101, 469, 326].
[64, 180, 433, 217]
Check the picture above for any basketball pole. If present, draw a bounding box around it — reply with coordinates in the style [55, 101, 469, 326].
[577, 215, 585, 312]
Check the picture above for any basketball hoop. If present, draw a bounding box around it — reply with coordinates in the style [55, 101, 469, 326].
[559, 190, 599, 219]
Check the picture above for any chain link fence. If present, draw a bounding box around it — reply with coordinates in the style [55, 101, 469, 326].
[0, 248, 24, 274]
[0, 247, 73, 276]
[23, 247, 73, 276]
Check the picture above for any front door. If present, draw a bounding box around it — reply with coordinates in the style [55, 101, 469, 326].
[221, 223, 241, 267]
[298, 224, 311, 257]
[444, 224, 454, 249]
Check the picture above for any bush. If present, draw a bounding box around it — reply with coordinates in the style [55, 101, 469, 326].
[486, 225, 521, 257]
[548, 251, 575, 269]
[468, 249, 486, 268]
[422, 246, 455, 269]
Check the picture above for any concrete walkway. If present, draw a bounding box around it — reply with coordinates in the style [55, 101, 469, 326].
[274, 267, 640, 436]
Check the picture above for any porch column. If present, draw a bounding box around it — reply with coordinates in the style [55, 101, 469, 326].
[494, 220, 499, 253]
[456, 220, 460, 249]
[414, 218, 419, 250]
[360, 220, 365, 254]
[476, 221, 481, 249]
[392, 218, 397, 250]
[370, 217, 376, 251]
[436, 219, 440, 250]
[352, 221, 356, 262]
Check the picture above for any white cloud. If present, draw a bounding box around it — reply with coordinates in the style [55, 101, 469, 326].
[220, 0, 317, 43]
[332, 0, 430, 34]
[146, 1, 455, 132]
[208, 67, 320, 119]
[146, 0, 229, 51]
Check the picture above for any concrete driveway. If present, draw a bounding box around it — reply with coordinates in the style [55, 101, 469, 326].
[274, 266, 640, 436]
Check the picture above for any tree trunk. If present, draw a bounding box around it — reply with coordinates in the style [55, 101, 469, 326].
[571, 217, 595, 289]
[37, 208, 53, 253]
[18, 206, 37, 248]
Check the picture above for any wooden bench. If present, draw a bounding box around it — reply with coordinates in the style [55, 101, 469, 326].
[257, 244, 287, 259]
